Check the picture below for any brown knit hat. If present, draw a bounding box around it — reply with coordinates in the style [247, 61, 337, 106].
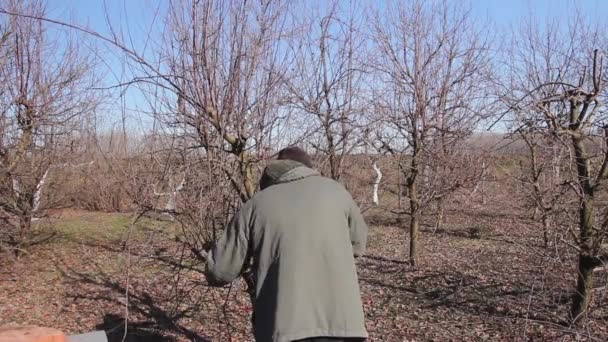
[277, 146, 314, 168]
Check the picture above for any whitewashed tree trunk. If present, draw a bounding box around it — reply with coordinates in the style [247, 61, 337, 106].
[11, 177, 21, 198]
[372, 162, 382, 205]
[154, 175, 186, 221]
[32, 167, 50, 214]
[31, 161, 92, 221]
[481, 161, 486, 204]
[471, 161, 486, 204]
[553, 144, 561, 182]
[165, 177, 185, 211]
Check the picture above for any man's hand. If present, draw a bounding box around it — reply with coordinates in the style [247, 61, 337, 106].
[190, 247, 210, 264]
[195, 247, 228, 286]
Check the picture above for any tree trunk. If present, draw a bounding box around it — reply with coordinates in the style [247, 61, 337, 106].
[329, 153, 340, 181]
[435, 197, 444, 231]
[15, 215, 32, 257]
[397, 163, 403, 210]
[408, 181, 419, 267]
[571, 253, 596, 323]
[541, 213, 550, 248]
[407, 128, 421, 266]
[112, 188, 121, 212]
[372, 162, 382, 205]
[409, 213, 419, 267]
[570, 136, 597, 324]
[237, 151, 258, 319]
[240, 152, 256, 200]
[481, 173, 486, 205]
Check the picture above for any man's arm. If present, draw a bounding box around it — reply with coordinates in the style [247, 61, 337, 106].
[347, 197, 368, 257]
[204, 206, 251, 286]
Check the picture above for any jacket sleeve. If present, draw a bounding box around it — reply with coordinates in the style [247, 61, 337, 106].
[347, 197, 368, 257]
[205, 206, 251, 286]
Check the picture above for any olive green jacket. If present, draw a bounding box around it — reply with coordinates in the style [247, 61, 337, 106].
[205, 160, 368, 342]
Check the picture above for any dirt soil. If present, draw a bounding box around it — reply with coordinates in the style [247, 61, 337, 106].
[1, 195, 607, 341]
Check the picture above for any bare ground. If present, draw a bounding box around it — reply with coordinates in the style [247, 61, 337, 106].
[1, 196, 608, 341]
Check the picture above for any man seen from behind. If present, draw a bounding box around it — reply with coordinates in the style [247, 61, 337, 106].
[204, 146, 369, 342]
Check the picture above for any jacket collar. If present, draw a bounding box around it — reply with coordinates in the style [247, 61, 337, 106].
[261, 160, 319, 189]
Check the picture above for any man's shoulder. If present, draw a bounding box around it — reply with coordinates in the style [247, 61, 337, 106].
[254, 174, 350, 199]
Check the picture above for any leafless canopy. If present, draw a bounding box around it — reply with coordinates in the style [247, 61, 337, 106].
[369, 0, 492, 265]
[0, 0, 99, 254]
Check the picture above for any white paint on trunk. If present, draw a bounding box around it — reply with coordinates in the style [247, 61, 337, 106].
[32, 167, 50, 213]
[11, 177, 21, 197]
[471, 161, 485, 198]
[166, 177, 185, 211]
[372, 162, 382, 205]
[154, 175, 186, 214]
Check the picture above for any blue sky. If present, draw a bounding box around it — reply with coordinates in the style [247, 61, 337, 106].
[45, 0, 607, 86]
[469, 0, 605, 26]
[39, 0, 608, 132]
[46, 0, 607, 32]
[42, 0, 169, 133]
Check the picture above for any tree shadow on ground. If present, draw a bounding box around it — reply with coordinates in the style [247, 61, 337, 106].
[420, 225, 548, 250]
[362, 254, 409, 264]
[359, 276, 419, 294]
[96, 313, 176, 342]
[76, 239, 206, 276]
[420, 225, 484, 239]
[357, 255, 412, 275]
[54, 258, 211, 342]
[459, 206, 531, 222]
[364, 212, 403, 227]
[357, 255, 564, 324]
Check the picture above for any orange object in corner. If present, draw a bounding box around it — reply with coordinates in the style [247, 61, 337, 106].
[0, 325, 67, 342]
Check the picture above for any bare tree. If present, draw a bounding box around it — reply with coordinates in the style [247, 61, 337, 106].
[499, 14, 608, 323]
[370, 0, 491, 266]
[425, 138, 486, 230]
[155, 0, 287, 198]
[0, 0, 295, 323]
[285, 1, 365, 180]
[87, 0, 295, 309]
[509, 123, 568, 248]
[0, 0, 99, 255]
